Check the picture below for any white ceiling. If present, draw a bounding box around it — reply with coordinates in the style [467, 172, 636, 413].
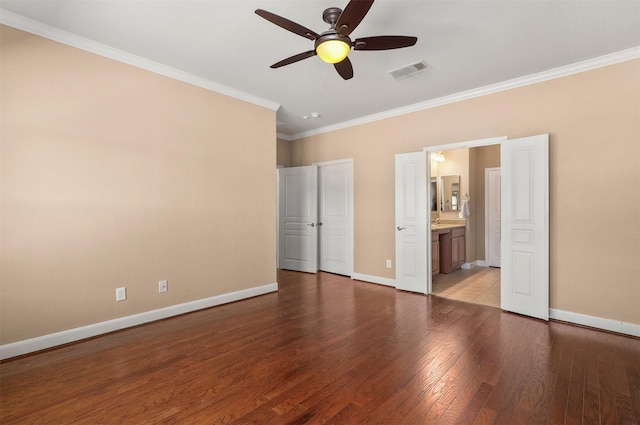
[2, 0, 639, 139]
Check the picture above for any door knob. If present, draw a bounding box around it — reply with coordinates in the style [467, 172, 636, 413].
[396, 226, 406, 231]
[317, 222, 323, 226]
[307, 223, 316, 227]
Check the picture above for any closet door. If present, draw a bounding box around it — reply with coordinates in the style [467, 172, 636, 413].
[318, 160, 353, 276]
[278, 166, 318, 273]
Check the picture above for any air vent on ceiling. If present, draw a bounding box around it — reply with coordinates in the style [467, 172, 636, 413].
[388, 60, 431, 81]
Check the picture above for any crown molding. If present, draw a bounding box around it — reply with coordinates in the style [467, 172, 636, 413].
[276, 132, 294, 142]
[3, 9, 637, 139]
[289, 46, 640, 140]
[0, 10, 281, 112]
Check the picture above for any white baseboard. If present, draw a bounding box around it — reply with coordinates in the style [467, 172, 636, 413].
[476, 260, 490, 267]
[0, 282, 278, 360]
[5, 281, 635, 360]
[549, 308, 640, 337]
[352, 273, 640, 337]
[352, 273, 396, 287]
[461, 261, 478, 270]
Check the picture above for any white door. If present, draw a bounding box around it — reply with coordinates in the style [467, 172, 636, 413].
[501, 134, 549, 320]
[485, 167, 501, 267]
[318, 160, 353, 276]
[278, 166, 318, 273]
[395, 151, 428, 293]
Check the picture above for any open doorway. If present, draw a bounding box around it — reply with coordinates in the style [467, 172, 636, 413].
[428, 143, 501, 308]
[397, 134, 549, 320]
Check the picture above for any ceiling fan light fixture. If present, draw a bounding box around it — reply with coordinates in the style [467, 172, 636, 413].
[315, 34, 351, 64]
[256, 1, 418, 79]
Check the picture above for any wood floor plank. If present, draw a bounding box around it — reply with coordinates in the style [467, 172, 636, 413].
[627, 355, 640, 423]
[454, 381, 494, 425]
[547, 330, 577, 424]
[583, 330, 602, 424]
[1, 270, 639, 425]
[565, 346, 586, 425]
[599, 354, 620, 424]
[481, 317, 541, 424]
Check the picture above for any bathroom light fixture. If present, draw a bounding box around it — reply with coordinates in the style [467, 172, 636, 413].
[431, 152, 445, 162]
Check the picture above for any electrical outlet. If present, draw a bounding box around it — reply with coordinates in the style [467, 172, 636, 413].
[116, 287, 126, 301]
[159, 280, 168, 293]
[386, 259, 392, 268]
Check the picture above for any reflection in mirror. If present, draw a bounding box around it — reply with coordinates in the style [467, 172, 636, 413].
[440, 175, 460, 212]
[430, 178, 437, 212]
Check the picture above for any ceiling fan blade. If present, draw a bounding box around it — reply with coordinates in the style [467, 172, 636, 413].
[353, 36, 418, 51]
[271, 50, 317, 68]
[335, 0, 375, 36]
[255, 9, 319, 40]
[334, 57, 354, 80]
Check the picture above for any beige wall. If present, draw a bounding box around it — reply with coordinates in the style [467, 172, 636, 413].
[0, 26, 277, 344]
[276, 138, 291, 167]
[291, 59, 640, 325]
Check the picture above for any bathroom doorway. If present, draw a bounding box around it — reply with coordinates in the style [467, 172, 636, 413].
[418, 134, 549, 320]
[429, 144, 501, 308]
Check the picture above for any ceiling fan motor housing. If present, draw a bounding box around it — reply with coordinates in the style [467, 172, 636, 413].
[314, 32, 351, 50]
[322, 7, 342, 25]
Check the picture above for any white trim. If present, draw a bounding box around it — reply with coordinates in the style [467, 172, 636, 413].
[352, 273, 396, 288]
[485, 167, 501, 268]
[0, 10, 280, 112]
[550, 309, 640, 338]
[277, 133, 294, 142]
[424, 136, 508, 152]
[4, 9, 637, 140]
[290, 47, 640, 140]
[461, 262, 475, 270]
[0, 282, 278, 360]
[476, 260, 490, 267]
[312, 158, 354, 167]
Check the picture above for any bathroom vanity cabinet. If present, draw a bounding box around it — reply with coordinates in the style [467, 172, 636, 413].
[431, 231, 440, 276]
[432, 225, 466, 275]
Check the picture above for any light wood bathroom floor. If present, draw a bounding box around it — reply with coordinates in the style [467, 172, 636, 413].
[431, 266, 500, 308]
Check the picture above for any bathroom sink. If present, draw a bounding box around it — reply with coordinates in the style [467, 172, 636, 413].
[431, 223, 464, 231]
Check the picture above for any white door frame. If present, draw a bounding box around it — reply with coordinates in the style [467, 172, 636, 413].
[313, 159, 354, 277]
[485, 167, 501, 267]
[276, 165, 283, 269]
[422, 135, 549, 321]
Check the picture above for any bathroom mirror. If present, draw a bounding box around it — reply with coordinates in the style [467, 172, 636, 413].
[440, 175, 460, 212]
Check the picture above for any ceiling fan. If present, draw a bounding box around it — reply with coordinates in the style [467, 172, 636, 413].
[255, 0, 417, 80]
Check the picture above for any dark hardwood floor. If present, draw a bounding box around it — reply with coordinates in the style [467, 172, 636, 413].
[1, 270, 639, 424]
